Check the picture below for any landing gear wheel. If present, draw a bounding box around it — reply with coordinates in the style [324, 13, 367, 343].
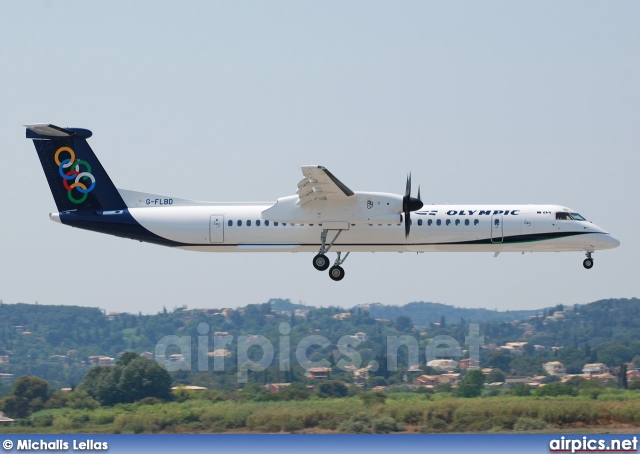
[583, 258, 594, 269]
[313, 254, 330, 271]
[328, 265, 345, 281]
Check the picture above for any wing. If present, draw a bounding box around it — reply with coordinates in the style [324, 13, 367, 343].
[296, 166, 355, 205]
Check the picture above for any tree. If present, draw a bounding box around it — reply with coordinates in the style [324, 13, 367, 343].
[1, 376, 51, 418]
[394, 316, 413, 333]
[618, 364, 628, 389]
[278, 382, 310, 401]
[558, 347, 589, 374]
[317, 380, 349, 398]
[369, 376, 388, 388]
[455, 370, 485, 398]
[534, 383, 578, 397]
[508, 383, 531, 396]
[629, 378, 640, 390]
[78, 366, 122, 406]
[79, 353, 171, 405]
[46, 390, 99, 410]
[541, 375, 560, 384]
[371, 354, 390, 379]
[485, 369, 506, 384]
[486, 352, 512, 372]
[119, 356, 172, 403]
[117, 351, 140, 367]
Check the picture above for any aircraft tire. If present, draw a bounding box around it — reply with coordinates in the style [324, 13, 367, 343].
[583, 258, 594, 269]
[313, 254, 330, 271]
[328, 265, 345, 281]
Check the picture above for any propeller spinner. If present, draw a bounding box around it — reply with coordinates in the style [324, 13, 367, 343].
[403, 173, 423, 238]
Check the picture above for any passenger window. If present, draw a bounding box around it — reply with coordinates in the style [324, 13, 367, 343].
[465, 219, 469, 226]
[455, 219, 460, 226]
[237, 220, 242, 227]
[228, 220, 232, 227]
[247, 220, 251, 226]
[283, 223, 287, 226]
[265, 220, 270, 226]
[436, 219, 441, 226]
[256, 220, 261, 226]
[446, 219, 451, 226]
[474, 219, 479, 226]
[274, 222, 279, 226]
[418, 219, 423, 226]
[494, 219, 500, 227]
[428, 219, 432, 226]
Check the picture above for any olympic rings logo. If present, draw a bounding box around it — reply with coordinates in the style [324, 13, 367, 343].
[54, 146, 96, 204]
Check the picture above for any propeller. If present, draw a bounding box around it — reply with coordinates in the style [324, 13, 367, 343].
[403, 173, 423, 238]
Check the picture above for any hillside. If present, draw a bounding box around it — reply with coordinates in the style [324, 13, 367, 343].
[0, 297, 638, 390]
[358, 301, 542, 325]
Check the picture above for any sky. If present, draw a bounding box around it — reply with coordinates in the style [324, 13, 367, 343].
[1, 1, 638, 314]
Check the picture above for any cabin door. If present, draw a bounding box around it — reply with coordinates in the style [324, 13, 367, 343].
[210, 215, 224, 243]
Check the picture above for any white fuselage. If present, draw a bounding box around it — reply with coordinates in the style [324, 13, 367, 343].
[117, 200, 618, 254]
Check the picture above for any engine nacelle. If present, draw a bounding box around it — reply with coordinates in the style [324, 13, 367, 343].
[262, 192, 403, 224]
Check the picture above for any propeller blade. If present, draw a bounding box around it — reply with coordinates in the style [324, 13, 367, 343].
[404, 208, 410, 238]
[403, 173, 414, 238]
[417, 186, 421, 202]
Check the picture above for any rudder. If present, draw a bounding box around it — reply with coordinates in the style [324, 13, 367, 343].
[27, 124, 126, 212]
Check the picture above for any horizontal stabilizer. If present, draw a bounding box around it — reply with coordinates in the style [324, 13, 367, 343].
[26, 124, 92, 139]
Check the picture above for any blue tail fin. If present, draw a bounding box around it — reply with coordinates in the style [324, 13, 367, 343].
[26, 124, 127, 212]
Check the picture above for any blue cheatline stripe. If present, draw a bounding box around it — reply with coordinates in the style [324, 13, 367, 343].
[59, 210, 182, 247]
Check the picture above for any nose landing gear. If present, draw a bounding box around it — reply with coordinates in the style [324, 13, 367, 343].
[583, 251, 594, 269]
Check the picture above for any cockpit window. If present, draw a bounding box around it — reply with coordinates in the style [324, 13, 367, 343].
[556, 212, 587, 221]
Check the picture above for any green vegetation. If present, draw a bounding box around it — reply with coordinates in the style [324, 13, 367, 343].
[2, 391, 640, 434]
[77, 353, 171, 405]
[0, 297, 639, 433]
[0, 354, 170, 420]
[455, 369, 485, 398]
[1, 376, 51, 418]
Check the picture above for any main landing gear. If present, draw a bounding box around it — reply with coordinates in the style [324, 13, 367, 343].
[313, 229, 350, 281]
[583, 251, 594, 270]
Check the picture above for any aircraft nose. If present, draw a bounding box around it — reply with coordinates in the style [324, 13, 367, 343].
[599, 234, 620, 249]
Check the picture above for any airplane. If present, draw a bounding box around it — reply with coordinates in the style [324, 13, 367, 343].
[27, 124, 620, 281]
